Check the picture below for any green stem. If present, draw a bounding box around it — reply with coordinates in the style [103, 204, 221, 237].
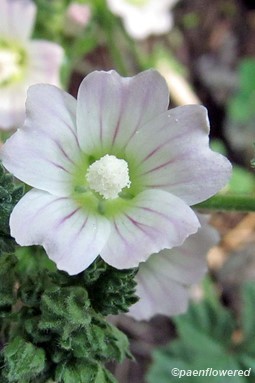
[97, 0, 128, 75]
[120, 25, 147, 71]
[105, 27, 128, 75]
[194, 195, 255, 212]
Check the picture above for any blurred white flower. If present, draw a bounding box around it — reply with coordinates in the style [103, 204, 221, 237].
[64, 2, 91, 37]
[0, 0, 64, 130]
[106, 0, 179, 40]
[128, 215, 219, 320]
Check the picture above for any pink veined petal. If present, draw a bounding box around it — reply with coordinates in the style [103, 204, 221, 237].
[100, 189, 200, 269]
[0, 84, 79, 196]
[128, 213, 219, 320]
[76, 69, 169, 154]
[26, 41, 64, 87]
[128, 272, 188, 320]
[0, 0, 36, 41]
[126, 105, 232, 205]
[163, 214, 219, 285]
[10, 189, 111, 275]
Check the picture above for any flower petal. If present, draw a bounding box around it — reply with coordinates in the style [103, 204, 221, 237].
[126, 105, 232, 205]
[26, 41, 64, 87]
[128, 214, 219, 320]
[129, 272, 188, 320]
[100, 189, 199, 269]
[106, 0, 178, 39]
[122, 9, 173, 40]
[0, 41, 64, 130]
[1, 84, 79, 196]
[0, 84, 27, 129]
[10, 189, 111, 275]
[76, 70, 169, 153]
[0, 0, 36, 41]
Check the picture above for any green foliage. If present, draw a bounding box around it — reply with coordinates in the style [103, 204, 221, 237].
[36, 0, 91, 42]
[48, 256, 139, 316]
[55, 359, 117, 383]
[251, 146, 255, 169]
[227, 59, 255, 124]
[228, 166, 255, 195]
[0, 254, 17, 313]
[0, 248, 136, 382]
[3, 337, 46, 383]
[0, 164, 24, 256]
[32, 0, 99, 88]
[147, 281, 255, 383]
[210, 139, 255, 196]
[87, 262, 138, 315]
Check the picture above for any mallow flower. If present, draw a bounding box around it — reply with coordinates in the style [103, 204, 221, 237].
[106, 0, 179, 40]
[0, 0, 64, 130]
[128, 214, 219, 320]
[0, 69, 231, 275]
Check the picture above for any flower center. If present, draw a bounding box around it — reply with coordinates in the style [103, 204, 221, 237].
[86, 154, 131, 200]
[0, 41, 26, 87]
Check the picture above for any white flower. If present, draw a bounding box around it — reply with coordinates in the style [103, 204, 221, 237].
[106, 0, 179, 40]
[0, 69, 231, 275]
[128, 214, 219, 320]
[0, 0, 64, 130]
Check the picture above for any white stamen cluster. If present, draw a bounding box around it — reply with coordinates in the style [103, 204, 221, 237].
[86, 154, 131, 199]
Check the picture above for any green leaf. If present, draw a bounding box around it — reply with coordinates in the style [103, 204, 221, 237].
[228, 166, 255, 195]
[3, 336, 46, 382]
[227, 58, 255, 123]
[147, 283, 249, 383]
[55, 360, 117, 383]
[87, 263, 138, 315]
[241, 282, 255, 344]
[239, 59, 255, 94]
[238, 353, 255, 374]
[148, 338, 245, 383]
[174, 299, 235, 347]
[0, 254, 17, 312]
[0, 246, 134, 382]
[251, 145, 255, 169]
[107, 323, 132, 362]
